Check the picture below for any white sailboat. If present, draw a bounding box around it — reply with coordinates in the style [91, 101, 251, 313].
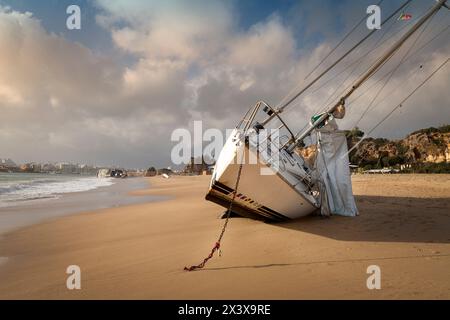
[206, 0, 449, 221]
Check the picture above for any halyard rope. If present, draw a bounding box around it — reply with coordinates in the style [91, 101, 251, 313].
[345, 56, 449, 157]
[184, 161, 244, 271]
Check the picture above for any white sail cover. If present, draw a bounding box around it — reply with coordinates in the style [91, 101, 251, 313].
[314, 121, 358, 217]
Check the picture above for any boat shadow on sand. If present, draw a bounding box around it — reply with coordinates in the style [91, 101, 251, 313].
[205, 195, 450, 272]
[273, 195, 450, 244]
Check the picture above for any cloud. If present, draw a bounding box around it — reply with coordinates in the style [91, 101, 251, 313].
[0, 5, 190, 167]
[0, 1, 448, 168]
[96, 0, 233, 62]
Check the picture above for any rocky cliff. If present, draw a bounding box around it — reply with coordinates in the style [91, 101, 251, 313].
[346, 125, 450, 168]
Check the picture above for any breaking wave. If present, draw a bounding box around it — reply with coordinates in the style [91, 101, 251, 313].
[0, 174, 115, 207]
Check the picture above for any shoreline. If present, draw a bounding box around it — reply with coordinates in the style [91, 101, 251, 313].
[0, 174, 449, 299]
[0, 177, 167, 269]
[0, 177, 165, 236]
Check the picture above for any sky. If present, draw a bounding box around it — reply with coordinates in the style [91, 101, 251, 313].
[0, 0, 449, 168]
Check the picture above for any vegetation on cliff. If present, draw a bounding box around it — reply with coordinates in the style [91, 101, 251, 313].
[345, 125, 450, 173]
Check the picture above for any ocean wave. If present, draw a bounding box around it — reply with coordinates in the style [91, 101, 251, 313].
[0, 179, 61, 194]
[0, 176, 115, 208]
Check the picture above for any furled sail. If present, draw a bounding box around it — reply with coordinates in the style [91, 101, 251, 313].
[314, 119, 358, 217]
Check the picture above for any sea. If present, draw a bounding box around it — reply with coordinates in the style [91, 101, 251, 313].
[0, 173, 166, 267]
[0, 172, 115, 208]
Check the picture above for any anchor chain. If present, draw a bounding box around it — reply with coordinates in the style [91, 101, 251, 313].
[184, 161, 244, 271]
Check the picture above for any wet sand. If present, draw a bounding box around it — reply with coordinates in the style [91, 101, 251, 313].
[0, 178, 166, 235]
[0, 174, 449, 299]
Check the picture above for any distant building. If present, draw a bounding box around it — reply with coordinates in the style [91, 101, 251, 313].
[57, 162, 78, 174]
[41, 163, 57, 173]
[20, 163, 41, 173]
[145, 167, 157, 177]
[0, 158, 18, 172]
[182, 157, 213, 175]
[0, 158, 17, 167]
[362, 168, 399, 174]
[79, 164, 97, 175]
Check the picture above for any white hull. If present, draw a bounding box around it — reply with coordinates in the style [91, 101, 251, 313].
[206, 129, 319, 221]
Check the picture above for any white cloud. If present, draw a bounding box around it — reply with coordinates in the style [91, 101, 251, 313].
[0, 2, 448, 168]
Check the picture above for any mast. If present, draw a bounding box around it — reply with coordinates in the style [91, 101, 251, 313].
[286, 0, 447, 152]
[261, 0, 413, 126]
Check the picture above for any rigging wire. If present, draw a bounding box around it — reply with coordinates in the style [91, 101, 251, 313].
[277, 0, 396, 109]
[308, 13, 415, 97]
[309, 12, 401, 113]
[285, 0, 448, 150]
[284, 4, 424, 130]
[346, 20, 450, 110]
[274, 0, 413, 112]
[352, 10, 437, 129]
[303, 0, 385, 82]
[283, 13, 402, 132]
[309, 3, 445, 120]
[348, 25, 450, 113]
[345, 57, 450, 157]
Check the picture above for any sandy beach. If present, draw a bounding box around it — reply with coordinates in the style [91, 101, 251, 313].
[0, 174, 449, 299]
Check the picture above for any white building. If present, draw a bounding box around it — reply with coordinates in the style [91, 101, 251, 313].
[57, 162, 78, 174]
[0, 158, 17, 168]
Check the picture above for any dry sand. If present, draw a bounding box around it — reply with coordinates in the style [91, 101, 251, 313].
[0, 174, 449, 299]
